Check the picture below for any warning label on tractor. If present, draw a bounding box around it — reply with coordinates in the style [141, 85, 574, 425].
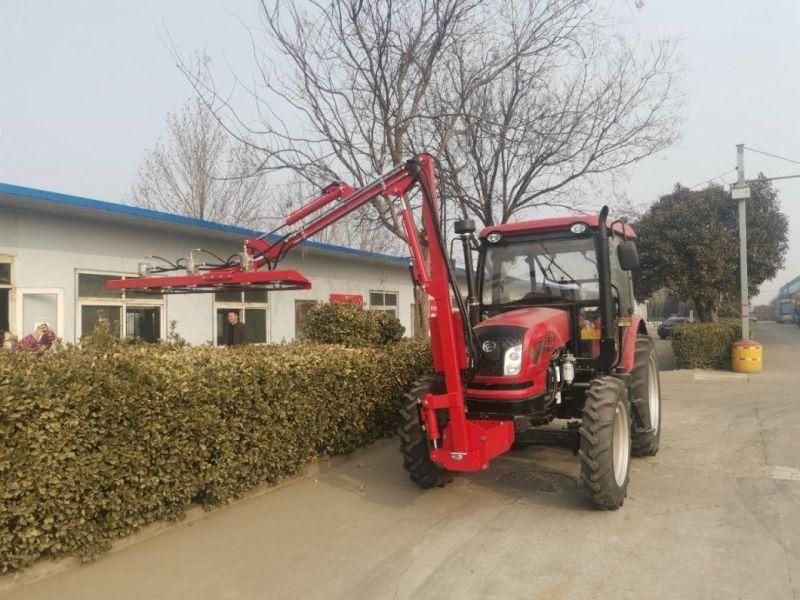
[580, 328, 601, 340]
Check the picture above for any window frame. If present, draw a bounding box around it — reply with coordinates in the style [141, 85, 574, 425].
[14, 287, 64, 340]
[369, 290, 399, 316]
[76, 270, 166, 342]
[213, 290, 270, 345]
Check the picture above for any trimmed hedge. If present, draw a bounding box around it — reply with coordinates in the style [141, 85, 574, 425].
[670, 320, 742, 369]
[302, 302, 405, 346]
[0, 339, 430, 572]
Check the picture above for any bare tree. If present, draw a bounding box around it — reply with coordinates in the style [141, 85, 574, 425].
[433, 14, 680, 226]
[128, 59, 270, 229]
[180, 1, 595, 234]
[174, 0, 681, 331]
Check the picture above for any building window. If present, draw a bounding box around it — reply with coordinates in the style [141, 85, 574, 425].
[0, 261, 11, 333]
[294, 300, 319, 338]
[370, 290, 398, 316]
[214, 290, 268, 345]
[77, 272, 164, 342]
[126, 306, 161, 343]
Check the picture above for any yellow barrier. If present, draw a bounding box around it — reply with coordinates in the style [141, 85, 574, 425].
[732, 339, 762, 374]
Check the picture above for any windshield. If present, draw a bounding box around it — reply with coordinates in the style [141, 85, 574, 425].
[779, 301, 793, 315]
[481, 235, 599, 306]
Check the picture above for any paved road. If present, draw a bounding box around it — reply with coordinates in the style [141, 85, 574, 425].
[4, 323, 799, 599]
[654, 336, 678, 371]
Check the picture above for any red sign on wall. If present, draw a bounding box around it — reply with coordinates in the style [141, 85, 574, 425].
[329, 293, 364, 305]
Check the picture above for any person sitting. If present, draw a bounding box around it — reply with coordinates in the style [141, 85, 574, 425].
[16, 323, 56, 354]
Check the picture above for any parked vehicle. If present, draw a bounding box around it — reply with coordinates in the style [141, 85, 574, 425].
[657, 316, 690, 339]
[108, 154, 660, 510]
[794, 293, 800, 326]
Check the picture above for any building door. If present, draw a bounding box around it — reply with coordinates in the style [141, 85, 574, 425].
[294, 299, 318, 339]
[0, 262, 11, 333]
[14, 288, 64, 338]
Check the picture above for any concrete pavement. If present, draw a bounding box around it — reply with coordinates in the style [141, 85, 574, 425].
[3, 323, 799, 599]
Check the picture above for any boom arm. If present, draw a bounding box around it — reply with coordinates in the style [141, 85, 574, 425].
[108, 153, 514, 472]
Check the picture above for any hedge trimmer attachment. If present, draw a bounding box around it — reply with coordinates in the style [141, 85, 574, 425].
[108, 154, 516, 474]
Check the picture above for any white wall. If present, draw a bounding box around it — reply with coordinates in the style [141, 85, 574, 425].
[0, 205, 424, 344]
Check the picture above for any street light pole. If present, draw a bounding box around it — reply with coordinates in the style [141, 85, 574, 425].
[735, 143, 750, 339]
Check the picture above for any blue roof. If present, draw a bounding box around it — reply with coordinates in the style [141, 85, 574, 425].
[0, 181, 410, 267]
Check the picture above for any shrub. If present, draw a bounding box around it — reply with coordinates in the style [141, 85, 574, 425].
[0, 338, 430, 571]
[670, 320, 742, 369]
[79, 318, 119, 350]
[374, 310, 406, 344]
[302, 302, 405, 346]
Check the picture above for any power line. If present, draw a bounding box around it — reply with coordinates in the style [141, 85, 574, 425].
[745, 146, 800, 166]
[689, 168, 736, 190]
[764, 173, 800, 183]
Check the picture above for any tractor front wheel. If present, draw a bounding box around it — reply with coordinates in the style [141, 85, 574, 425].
[398, 375, 451, 489]
[579, 377, 631, 510]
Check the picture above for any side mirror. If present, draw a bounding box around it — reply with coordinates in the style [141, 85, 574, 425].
[618, 241, 639, 271]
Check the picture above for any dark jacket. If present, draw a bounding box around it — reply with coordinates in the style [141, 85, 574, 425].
[226, 322, 248, 346]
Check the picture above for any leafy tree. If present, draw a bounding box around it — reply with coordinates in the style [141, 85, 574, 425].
[635, 176, 789, 322]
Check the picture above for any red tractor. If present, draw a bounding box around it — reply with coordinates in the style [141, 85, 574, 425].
[109, 154, 660, 510]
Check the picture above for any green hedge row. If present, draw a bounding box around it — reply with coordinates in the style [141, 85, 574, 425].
[302, 302, 406, 346]
[670, 320, 742, 369]
[0, 339, 431, 572]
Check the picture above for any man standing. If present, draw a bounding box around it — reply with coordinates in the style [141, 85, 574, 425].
[225, 311, 248, 346]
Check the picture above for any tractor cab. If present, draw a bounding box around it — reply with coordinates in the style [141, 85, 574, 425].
[474, 214, 640, 368]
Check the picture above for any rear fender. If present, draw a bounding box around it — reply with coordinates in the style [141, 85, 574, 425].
[618, 314, 645, 373]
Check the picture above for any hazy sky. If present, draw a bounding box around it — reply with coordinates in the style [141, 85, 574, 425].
[1, 0, 798, 304]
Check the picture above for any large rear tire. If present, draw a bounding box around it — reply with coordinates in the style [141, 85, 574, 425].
[630, 335, 662, 457]
[579, 377, 631, 510]
[398, 375, 451, 489]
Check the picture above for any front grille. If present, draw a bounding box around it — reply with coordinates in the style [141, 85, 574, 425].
[474, 326, 525, 376]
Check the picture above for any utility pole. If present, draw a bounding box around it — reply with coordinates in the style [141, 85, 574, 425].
[733, 144, 750, 339]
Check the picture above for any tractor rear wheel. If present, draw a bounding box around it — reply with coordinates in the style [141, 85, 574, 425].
[579, 377, 631, 510]
[398, 375, 451, 489]
[630, 335, 662, 457]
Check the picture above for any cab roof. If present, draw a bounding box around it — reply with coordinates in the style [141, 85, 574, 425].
[479, 215, 637, 240]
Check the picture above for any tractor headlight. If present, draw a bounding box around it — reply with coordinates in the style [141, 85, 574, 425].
[504, 344, 522, 376]
[487, 231, 502, 244]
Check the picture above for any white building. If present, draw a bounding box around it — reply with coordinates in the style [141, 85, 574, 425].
[0, 182, 428, 345]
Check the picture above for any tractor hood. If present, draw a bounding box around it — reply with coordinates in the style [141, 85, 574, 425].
[470, 307, 570, 395]
[476, 306, 570, 335]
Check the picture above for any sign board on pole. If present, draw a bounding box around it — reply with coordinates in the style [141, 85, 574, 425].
[732, 185, 751, 200]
